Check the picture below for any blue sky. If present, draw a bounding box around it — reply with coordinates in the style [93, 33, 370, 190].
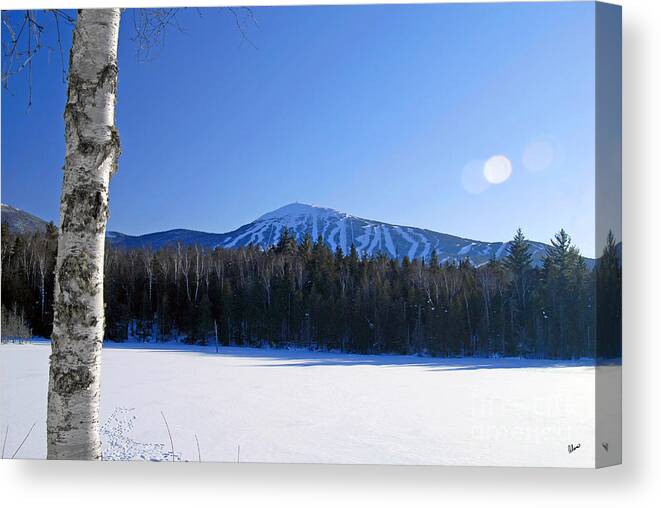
[2, 3, 599, 255]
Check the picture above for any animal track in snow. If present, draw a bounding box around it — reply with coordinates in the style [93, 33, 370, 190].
[101, 407, 181, 461]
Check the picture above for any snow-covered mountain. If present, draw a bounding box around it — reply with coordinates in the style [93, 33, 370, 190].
[108, 202, 551, 266]
[1, 203, 50, 234]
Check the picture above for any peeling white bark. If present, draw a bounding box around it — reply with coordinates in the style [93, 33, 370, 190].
[47, 9, 121, 460]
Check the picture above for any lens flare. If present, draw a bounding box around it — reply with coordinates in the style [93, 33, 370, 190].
[483, 155, 512, 184]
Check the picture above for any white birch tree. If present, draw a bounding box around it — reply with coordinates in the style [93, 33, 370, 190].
[47, 8, 121, 460]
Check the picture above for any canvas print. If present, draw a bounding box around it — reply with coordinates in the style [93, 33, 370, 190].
[0, 2, 621, 467]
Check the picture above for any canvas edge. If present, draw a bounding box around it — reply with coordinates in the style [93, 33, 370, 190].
[594, 0, 622, 469]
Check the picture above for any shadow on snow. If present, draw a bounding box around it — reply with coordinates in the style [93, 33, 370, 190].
[19, 338, 607, 371]
[79, 339, 602, 371]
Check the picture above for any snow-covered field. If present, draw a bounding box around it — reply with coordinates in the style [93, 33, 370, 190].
[1, 341, 605, 466]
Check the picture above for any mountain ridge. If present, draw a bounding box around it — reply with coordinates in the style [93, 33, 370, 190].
[2, 201, 593, 267]
[106, 202, 553, 266]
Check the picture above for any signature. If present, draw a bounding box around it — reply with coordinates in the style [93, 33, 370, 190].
[568, 443, 581, 454]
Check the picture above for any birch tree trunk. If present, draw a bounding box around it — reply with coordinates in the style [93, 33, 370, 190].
[47, 8, 121, 460]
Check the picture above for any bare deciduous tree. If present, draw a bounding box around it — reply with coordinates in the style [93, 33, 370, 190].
[141, 247, 155, 305]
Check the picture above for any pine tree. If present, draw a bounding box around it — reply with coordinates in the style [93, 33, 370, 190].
[505, 229, 533, 273]
[429, 249, 440, 271]
[541, 229, 588, 358]
[505, 228, 534, 355]
[596, 230, 621, 358]
[298, 232, 313, 258]
[46, 221, 58, 240]
[348, 243, 359, 276]
[334, 245, 344, 264]
[276, 228, 297, 255]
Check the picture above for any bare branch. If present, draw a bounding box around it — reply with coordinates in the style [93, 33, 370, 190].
[228, 7, 258, 50]
[130, 8, 183, 62]
[51, 10, 66, 83]
[51, 9, 74, 24]
[1, 12, 28, 87]
[2, 9, 71, 105]
[131, 6, 259, 59]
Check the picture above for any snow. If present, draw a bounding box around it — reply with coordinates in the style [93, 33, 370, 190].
[222, 222, 264, 248]
[256, 202, 344, 223]
[367, 225, 382, 253]
[339, 219, 348, 253]
[0, 341, 606, 466]
[400, 228, 420, 259]
[458, 242, 476, 256]
[327, 223, 342, 251]
[383, 225, 397, 257]
[312, 212, 319, 241]
[495, 241, 509, 258]
[355, 226, 372, 253]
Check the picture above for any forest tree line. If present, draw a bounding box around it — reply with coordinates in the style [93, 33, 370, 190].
[1, 221, 621, 359]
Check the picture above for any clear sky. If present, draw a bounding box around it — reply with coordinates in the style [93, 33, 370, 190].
[2, 3, 599, 255]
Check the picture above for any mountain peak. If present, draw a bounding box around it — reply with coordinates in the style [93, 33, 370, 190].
[256, 202, 345, 222]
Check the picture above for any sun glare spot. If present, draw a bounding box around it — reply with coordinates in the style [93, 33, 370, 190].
[483, 155, 512, 184]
